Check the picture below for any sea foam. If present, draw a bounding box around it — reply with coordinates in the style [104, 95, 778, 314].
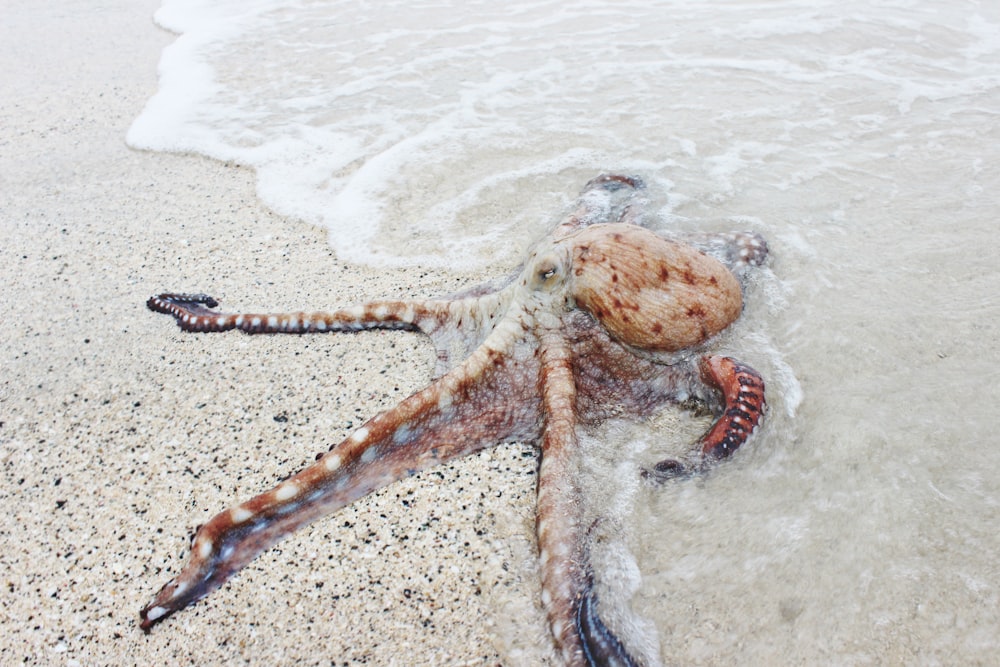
[130, 0, 1000, 268]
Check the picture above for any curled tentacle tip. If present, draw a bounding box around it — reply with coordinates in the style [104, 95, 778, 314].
[138, 604, 171, 632]
[147, 293, 220, 311]
[577, 589, 640, 667]
[175, 293, 219, 308]
[642, 458, 692, 483]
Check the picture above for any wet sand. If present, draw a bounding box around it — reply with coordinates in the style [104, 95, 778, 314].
[1, 1, 549, 664]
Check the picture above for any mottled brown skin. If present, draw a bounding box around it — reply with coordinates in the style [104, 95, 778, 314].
[571, 224, 743, 351]
[140, 175, 768, 666]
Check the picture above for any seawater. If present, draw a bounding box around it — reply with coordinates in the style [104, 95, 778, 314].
[130, 1, 1000, 664]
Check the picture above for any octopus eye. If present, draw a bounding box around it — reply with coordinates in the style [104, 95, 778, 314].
[527, 251, 568, 291]
[533, 257, 561, 284]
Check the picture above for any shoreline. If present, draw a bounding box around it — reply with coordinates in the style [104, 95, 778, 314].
[1, 2, 543, 664]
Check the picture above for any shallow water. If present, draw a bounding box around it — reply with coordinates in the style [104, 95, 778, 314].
[131, 0, 1000, 663]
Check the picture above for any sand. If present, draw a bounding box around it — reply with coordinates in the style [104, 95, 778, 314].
[1, 1, 552, 664]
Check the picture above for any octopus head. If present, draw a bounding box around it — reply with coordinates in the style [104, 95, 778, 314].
[567, 224, 742, 351]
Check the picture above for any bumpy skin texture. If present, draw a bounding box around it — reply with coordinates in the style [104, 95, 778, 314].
[141, 175, 768, 666]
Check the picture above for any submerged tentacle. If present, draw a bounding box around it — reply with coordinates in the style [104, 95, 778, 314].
[665, 231, 769, 278]
[139, 313, 540, 631]
[551, 174, 646, 240]
[645, 355, 766, 481]
[535, 328, 640, 667]
[577, 578, 640, 667]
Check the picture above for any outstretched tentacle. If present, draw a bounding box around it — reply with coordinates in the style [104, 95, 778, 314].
[147, 292, 447, 335]
[139, 314, 540, 631]
[147, 291, 517, 377]
[535, 328, 640, 667]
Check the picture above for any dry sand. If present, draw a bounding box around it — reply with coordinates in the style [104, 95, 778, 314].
[1, 1, 551, 664]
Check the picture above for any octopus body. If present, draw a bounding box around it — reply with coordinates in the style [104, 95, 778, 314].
[141, 175, 768, 666]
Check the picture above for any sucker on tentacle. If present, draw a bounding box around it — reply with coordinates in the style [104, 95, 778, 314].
[644, 356, 767, 482]
[141, 174, 770, 665]
[697, 356, 766, 460]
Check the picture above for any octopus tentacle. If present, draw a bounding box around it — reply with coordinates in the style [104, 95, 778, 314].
[583, 173, 645, 192]
[535, 327, 639, 667]
[147, 291, 516, 377]
[576, 577, 638, 667]
[552, 174, 646, 240]
[140, 311, 539, 631]
[645, 356, 765, 481]
[665, 231, 769, 277]
[696, 355, 766, 460]
[147, 292, 447, 335]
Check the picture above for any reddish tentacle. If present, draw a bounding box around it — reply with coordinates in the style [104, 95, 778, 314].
[644, 355, 765, 482]
[697, 355, 766, 460]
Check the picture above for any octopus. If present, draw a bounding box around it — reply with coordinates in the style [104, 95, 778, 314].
[140, 174, 768, 666]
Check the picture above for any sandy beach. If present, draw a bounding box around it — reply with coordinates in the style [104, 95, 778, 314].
[1, 2, 543, 664]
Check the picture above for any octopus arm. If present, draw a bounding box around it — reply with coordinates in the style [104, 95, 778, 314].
[644, 355, 767, 480]
[658, 230, 769, 278]
[549, 174, 647, 241]
[146, 291, 518, 378]
[147, 292, 460, 336]
[568, 310, 704, 422]
[139, 314, 541, 631]
[696, 356, 766, 460]
[535, 327, 641, 667]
